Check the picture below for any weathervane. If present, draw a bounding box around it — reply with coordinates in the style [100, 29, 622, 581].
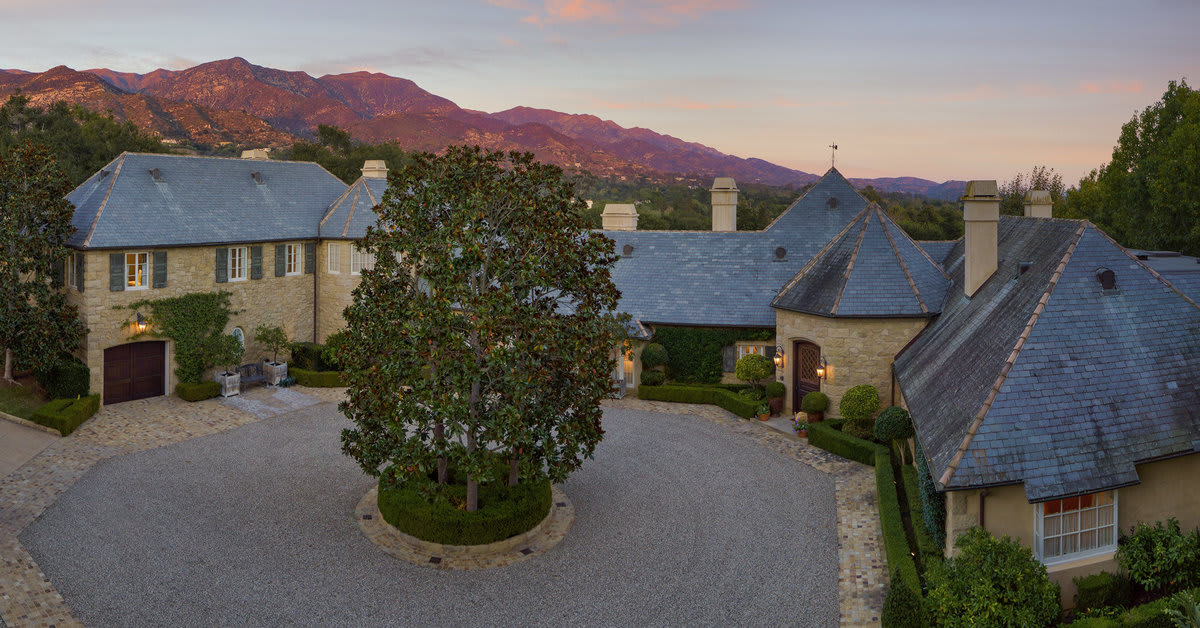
[829, 142, 838, 168]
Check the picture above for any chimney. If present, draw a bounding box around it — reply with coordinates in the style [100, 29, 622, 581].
[241, 148, 269, 160]
[962, 180, 1000, 297]
[711, 177, 738, 232]
[361, 160, 388, 179]
[601, 203, 638, 231]
[1023, 189, 1052, 218]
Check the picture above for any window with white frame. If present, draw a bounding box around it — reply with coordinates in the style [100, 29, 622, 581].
[228, 247, 248, 281]
[350, 248, 375, 275]
[65, 252, 77, 290]
[1035, 490, 1117, 564]
[737, 344, 770, 359]
[327, 242, 341, 273]
[125, 252, 149, 289]
[285, 243, 301, 275]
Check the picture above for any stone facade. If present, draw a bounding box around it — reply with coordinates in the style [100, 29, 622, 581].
[70, 243, 317, 402]
[315, 240, 362, 343]
[775, 310, 927, 416]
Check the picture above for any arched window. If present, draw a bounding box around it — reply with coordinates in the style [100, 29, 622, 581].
[232, 327, 245, 348]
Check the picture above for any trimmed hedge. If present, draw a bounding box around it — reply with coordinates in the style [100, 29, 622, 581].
[651, 326, 774, 383]
[289, 342, 330, 371]
[916, 439, 947, 550]
[902, 464, 943, 574]
[176, 381, 220, 402]
[765, 381, 785, 399]
[1067, 587, 1200, 627]
[36, 360, 90, 399]
[291, 367, 347, 387]
[801, 390, 829, 413]
[640, 342, 668, 369]
[882, 567, 926, 627]
[377, 472, 552, 545]
[636, 384, 758, 419]
[877, 449, 920, 594]
[31, 394, 100, 436]
[640, 370, 666, 386]
[807, 420, 887, 466]
[1075, 572, 1133, 615]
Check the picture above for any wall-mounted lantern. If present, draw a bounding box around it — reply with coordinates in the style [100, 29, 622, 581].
[134, 312, 148, 334]
[772, 346, 785, 368]
[815, 355, 828, 381]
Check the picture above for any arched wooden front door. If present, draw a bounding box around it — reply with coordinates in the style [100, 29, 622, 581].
[792, 340, 821, 412]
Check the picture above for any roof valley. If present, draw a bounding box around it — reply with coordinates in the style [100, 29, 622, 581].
[830, 210, 872, 315]
[82, 154, 125, 248]
[877, 207, 929, 314]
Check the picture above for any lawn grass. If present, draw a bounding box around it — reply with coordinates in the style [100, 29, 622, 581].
[0, 383, 48, 420]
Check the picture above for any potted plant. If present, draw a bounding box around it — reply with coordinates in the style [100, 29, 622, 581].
[209, 333, 245, 397]
[793, 419, 808, 438]
[756, 403, 770, 421]
[766, 381, 786, 416]
[800, 391, 829, 422]
[255, 325, 290, 385]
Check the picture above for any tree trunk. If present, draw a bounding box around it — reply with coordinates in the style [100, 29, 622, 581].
[508, 455, 519, 487]
[435, 421, 448, 484]
[465, 377, 482, 512]
[3, 347, 13, 383]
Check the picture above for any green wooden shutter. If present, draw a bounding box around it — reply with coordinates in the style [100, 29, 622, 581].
[109, 253, 125, 291]
[250, 246, 263, 280]
[304, 242, 316, 274]
[215, 248, 228, 283]
[51, 258, 65, 286]
[275, 244, 286, 277]
[75, 253, 85, 292]
[153, 251, 167, 288]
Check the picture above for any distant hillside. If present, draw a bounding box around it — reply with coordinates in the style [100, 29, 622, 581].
[3, 57, 963, 195]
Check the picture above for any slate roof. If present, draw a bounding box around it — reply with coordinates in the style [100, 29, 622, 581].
[1130, 250, 1200, 302]
[66, 153, 347, 249]
[917, 240, 959, 266]
[771, 204, 949, 317]
[606, 168, 885, 328]
[895, 217, 1200, 502]
[319, 176, 387, 239]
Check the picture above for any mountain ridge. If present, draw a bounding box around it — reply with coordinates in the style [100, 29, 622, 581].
[2, 58, 965, 198]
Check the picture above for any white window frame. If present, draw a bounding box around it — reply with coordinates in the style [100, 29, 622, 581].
[327, 242, 341, 274]
[1035, 490, 1118, 565]
[232, 327, 245, 348]
[228, 247, 248, 282]
[737, 344, 770, 360]
[350, 248, 375, 276]
[126, 251, 150, 290]
[65, 252, 77, 290]
[285, 243, 301, 276]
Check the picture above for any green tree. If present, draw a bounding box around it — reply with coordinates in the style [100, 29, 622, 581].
[339, 145, 625, 512]
[1062, 80, 1200, 254]
[734, 353, 773, 397]
[0, 141, 86, 382]
[999, 165, 1065, 216]
[254, 325, 289, 364]
[282, 124, 413, 184]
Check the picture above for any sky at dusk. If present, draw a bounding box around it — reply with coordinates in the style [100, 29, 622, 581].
[2, 0, 1197, 183]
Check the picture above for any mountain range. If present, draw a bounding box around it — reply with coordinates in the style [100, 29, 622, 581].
[0, 58, 965, 198]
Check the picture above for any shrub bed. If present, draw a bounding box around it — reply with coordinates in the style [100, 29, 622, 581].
[901, 464, 943, 574]
[377, 468, 552, 545]
[176, 381, 220, 402]
[651, 326, 774, 383]
[289, 342, 330, 371]
[31, 394, 100, 436]
[291, 368, 347, 387]
[807, 420, 886, 466]
[636, 384, 758, 419]
[1075, 572, 1134, 615]
[35, 360, 90, 399]
[876, 449, 920, 593]
[1067, 586, 1200, 627]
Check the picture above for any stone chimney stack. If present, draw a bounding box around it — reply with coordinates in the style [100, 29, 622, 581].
[711, 177, 738, 232]
[241, 148, 269, 160]
[601, 203, 638, 231]
[361, 160, 388, 179]
[962, 180, 1000, 297]
[1023, 189, 1053, 218]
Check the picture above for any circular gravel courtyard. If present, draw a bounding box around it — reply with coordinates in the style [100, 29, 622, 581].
[21, 402, 839, 626]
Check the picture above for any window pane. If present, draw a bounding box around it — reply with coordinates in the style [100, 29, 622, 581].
[1062, 512, 1079, 534]
[1044, 515, 1060, 537]
[1079, 529, 1097, 551]
[1096, 491, 1112, 506]
[1081, 509, 1097, 530]
[1079, 494, 1095, 509]
[1099, 527, 1114, 547]
[1044, 499, 1062, 515]
[1098, 505, 1114, 528]
[1063, 496, 1080, 512]
[1061, 534, 1078, 555]
[1044, 537, 1060, 558]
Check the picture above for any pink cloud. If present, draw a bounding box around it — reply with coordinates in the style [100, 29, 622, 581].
[490, 0, 746, 27]
[594, 96, 802, 111]
[1077, 80, 1144, 95]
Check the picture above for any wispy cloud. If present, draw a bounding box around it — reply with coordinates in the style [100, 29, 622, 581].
[1077, 79, 1144, 94]
[490, 0, 746, 27]
[593, 95, 807, 111]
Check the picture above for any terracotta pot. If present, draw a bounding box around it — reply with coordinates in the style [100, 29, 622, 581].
[757, 413, 770, 421]
[806, 411, 824, 423]
[768, 397, 784, 416]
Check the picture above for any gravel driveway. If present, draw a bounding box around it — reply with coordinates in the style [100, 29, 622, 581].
[21, 402, 839, 627]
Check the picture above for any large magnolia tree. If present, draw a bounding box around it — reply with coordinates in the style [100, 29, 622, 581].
[339, 146, 625, 511]
[0, 140, 85, 382]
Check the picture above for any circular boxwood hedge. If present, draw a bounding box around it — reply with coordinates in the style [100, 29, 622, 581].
[377, 466, 552, 546]
[640, 342, 669, 369]
[801, 391, 829, 413]
[839, 384, 880, 421]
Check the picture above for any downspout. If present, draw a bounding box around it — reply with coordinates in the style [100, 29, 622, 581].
[978, 488, 991, 529]
[313, 235, 320, 344]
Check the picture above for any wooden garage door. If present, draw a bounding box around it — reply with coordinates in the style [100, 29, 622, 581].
[104, 341, 165, 404]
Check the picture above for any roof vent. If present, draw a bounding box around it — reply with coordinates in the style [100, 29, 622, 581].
[251, 171, 264, 184]
[149, 168, 163, 182]
[622, 244, 634, 257]
[99, 169, 110, 179]
[1097, 268, 1117, 290]
[827, 197, 839, 209]
[775, 247, 787, 260]
[1018, 261, 1032, 276]
[1136, 254, 1149, 260]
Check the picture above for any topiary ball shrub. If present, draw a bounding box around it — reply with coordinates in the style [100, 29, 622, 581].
[640, 343, 668, 369]
[377, 465, 552, 546]
[640, 370, 666, 386]
[925, 527, 1061, 627]
[765, 381, 785, 399]
[801, 391, 829, 413]
[882, 568, 926, 628]
[874, 406, 914, 443]
[840, 384, 880, 421]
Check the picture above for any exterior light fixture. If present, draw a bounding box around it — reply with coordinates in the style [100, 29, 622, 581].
[815, 355, 828, 381]
[134, 312, 148, 334]
[772, 346, 785, 368]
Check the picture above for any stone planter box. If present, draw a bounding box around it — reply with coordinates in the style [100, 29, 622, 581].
[216, 371, 240, 397]
[263, 361, 287, 386]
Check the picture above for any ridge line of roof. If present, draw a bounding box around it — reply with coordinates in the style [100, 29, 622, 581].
[318, 186, 353, 232]
[1088, 222, 1200, 312]
[342, 185, 360, 238]
[938, 223, 1087, 488]
[362, 178, 379, 207]
[831, 207, 872, 315]
[903, 221, 953, 281]
[770, 205, 872, 309]
[82, 153, 125, 248]
[761, 167, 865, 232]
[877, 206, 929, 314]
